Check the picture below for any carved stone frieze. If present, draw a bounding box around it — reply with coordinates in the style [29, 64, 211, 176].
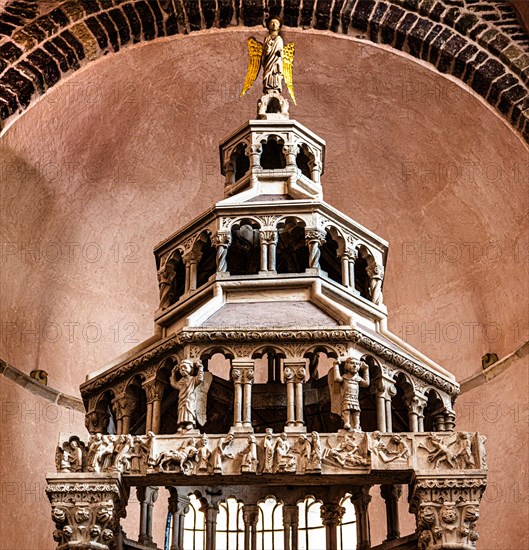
[54, 431, 485, 483]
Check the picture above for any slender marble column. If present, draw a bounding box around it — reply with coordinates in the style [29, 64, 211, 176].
[380, 484, 402, 542]
[351, 486, 372, 550]
[320, 502, 344, 550]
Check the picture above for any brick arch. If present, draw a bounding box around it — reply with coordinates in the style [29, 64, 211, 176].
[0, 0, 527, 140]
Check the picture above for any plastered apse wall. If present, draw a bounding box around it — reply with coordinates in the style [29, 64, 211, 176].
[0, 28, 528, 549]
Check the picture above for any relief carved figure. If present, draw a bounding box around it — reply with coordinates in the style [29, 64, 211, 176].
[153, 438, 199, 475]
[112, 434, 134, 473]
[87, 435, 115, 473]
[419, 433, 475, 469]
[129, 435, 153, 473]
[329, 357, 370, 430]
[294, 431, 322, 473]
[212, 432, 235, 474]
[170, 359, 212, 433]
[196, 434, 211, 473]
[262, 428, 275, 474]
[323, 434, 369, 468]
[56, 437, 85, 473]
[370, 432, 410, 463]
[239, 434, 258, 473]
[273, 433, 296, 473]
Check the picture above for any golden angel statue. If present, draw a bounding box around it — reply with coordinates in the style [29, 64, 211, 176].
[240, 17, 296, 114]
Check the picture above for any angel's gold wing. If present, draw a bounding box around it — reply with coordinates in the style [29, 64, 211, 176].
[283, 41, 296, 104]
[240, 37, 263, 97]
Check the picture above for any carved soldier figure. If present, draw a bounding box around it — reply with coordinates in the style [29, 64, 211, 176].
[329, 357, 370, 430]
[170, 359, 205, 432]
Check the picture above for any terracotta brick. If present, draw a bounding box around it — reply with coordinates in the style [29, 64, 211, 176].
[71, 22, 99, 60]
[135, 1, 156, 41]
[27, 48, 61, 88]
[122, 5, 143, 43]
[407, 17, 433, 57]
[51, 35, 81, 70]
[314, 0, 333, 30]
[352, 0, 376, 34]
[471, 58, 505, 98]
[240, 0, 264, 27]
[43, 40, 70, 72]
[98, 13, 120, 51]
[62, 29, 87, 61]
[85, 15, 110, 50]
[218, 0, 235, 28]
[369, 2, 389, 42]
[108, 8, 131, 45]
[2, 68, 34, 107]
[497, 84, 526, 116]
[300, 0, 316, 27]
[394, 12, 417, 49]
[183, 0, 202, 31]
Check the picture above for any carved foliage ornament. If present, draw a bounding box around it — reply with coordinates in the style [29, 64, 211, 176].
[47, 482, 124, 549]
[411, 478, 486, 550]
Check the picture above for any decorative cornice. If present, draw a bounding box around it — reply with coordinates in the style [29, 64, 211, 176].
[80, 328, 459, 398]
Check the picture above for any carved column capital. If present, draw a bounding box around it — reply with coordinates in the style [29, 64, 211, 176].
[211, 232, 231, 247]
[410, 477, 487, 550]
[85, 410, 110, 435]
[167, 487, 189, 516]
[183, 251, 202, 266]
[305, 229, 326, 245]
[351, 486, 372, 514]
[283, 364, 305, 383]
[283, 504, 299, 526]
[242, 504, 259, 527]
[381, 484, 402, 502]
[259, 229, 277, 245]
[405, 392, 428, 415]
[375, 377, 397, 399]
[320, 503, 345, 526]
[111, 396, 137, 421]
[46, 473, 128, 550]
[282, 143, 299, 166]
[142, 379, 166, 404]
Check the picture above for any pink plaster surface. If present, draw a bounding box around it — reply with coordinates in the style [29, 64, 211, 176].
[0, 30, 527, 548]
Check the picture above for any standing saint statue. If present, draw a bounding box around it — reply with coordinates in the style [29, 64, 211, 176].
[240, 17, 296, 115]
[329, 357, 370, 431]
[170, 359, 212, 433]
